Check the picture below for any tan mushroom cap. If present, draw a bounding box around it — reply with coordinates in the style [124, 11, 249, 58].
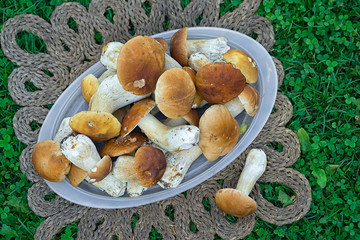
[100, 132, 148, 157]
[199, 104, 240, 161]
[170, 27, 188, 66]
[134, 144, 167, 187]
[239, 84, 260, 116]
[195, 62, 246, 104]
[120, 98, 156, 137]
[154, 37, 169, 51]
[69, 111, 121, 142]
[117, 36, 165, 95]
[215, 188, 257, 217]
[81, 74, 100, 103]
[32, 140, 71, 182]
[88, 155, 112, 183]
[222, 49, 258, 84]
[68, 164, 88, 187]
[183, 109, 200, 127]
[182, 66, 203, 108]
[155, 68, 196, 118]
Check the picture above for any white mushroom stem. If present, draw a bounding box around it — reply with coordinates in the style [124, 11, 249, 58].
[53, 117, 74, 143]
[87, 173, 126, 197]
[89, 74, 150, 113]
[158, 145, 202, 189]
[186, 37, 230, 62]
[98, 69, 116, 83]
[61, 134, 100, 171]
[188, 52, 212, 72]
[138, 114, 200, 152]
[236, 149, 267, 196]
[224, 97, 245, 118]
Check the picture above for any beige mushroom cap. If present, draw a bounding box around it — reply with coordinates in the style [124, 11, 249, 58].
[155, 68, 196, 118]
[195, 62, 246, 104]
[199, 104, 240, 161]
[222, 49, 258, 84]
[69, 111, 121, 142]
[100, 132, 147, 157]
[32, 140, 71, 182]
[170, 27, 188, 66]
[117, 36, 165, 95]
[68, 164, 88, 187]
[238, 84, 260, 117]
[88, 155, 112, 183]
[81, 74, 100, 103]
[120, 98, 156, 137]
[182, 66, 204, 108]
[215, 188, 257, 217]
[134, 144, 167, 188]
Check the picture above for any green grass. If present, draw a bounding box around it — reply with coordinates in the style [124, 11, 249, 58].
[1, 0, 360, 239]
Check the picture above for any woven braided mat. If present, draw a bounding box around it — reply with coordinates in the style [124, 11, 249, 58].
[1, 0, 312, 239]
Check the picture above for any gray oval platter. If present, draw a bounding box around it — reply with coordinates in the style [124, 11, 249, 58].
[38, 27, 278, 208]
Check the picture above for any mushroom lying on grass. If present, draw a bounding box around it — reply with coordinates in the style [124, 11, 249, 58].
[215, 149, 267, 217]
[121, 98, 200, 152]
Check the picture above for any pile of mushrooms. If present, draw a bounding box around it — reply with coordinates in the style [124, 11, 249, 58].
[32, 27, 261, 201]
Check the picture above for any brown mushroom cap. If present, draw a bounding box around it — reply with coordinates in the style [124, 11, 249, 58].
[222, 49, 258, 83]
[88, 155, 112, 183]
[183, 109, 200, 127]
[32, 140, 71, 182]
[100, 132, 148, 157]
[199, 104, 240, 161]
[170, 27, 188, 66]
[117, 36, 165, 95]
[238, 84, 260, 117]
[120, 98, 156, 137]
[68, 164, 88, 187]
[155, 68, 196, 118]
[215, 188, 257, 217]
[134, 144, 167, 187]
[195, 62, 246, 104]
[69, 111, 121, 142]
[81, 74, 100, 103]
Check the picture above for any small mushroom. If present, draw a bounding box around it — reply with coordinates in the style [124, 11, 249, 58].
[195, 62, 246, 104]
[121, 98, 200, 152]
[199, 104, 240, 161]
[215, 149, 267, 217]
[81, 74, 100, 103]
[88, 173, 126, 197]
[154, 37, 168, 51]
[99, 132, 147, 157]
[69, 111, 121, 142]
[155, 68, 196, 118]
[113, 155, 147, 197]
[88, 155, 112, 183]
[89, 74, 150, 113]
[170, 27, 230, 66]
[222, 49, 258, 83]
[134, 144, 167, 187]
[32, 140, 71, 182]
[117, 36, 165, 95]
